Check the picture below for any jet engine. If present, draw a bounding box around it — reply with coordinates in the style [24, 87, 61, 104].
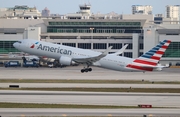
[59, 56, 73, 66]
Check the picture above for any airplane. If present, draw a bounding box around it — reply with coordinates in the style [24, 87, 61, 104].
[13, 39, 171, 73]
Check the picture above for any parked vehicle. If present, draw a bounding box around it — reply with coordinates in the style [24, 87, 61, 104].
[5, 61, 21, 67]
[176, 62, 180, 66]
[23, 61, 39, 67]
[0, 62, 3, 67]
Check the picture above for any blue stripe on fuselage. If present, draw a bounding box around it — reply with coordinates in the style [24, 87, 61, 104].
[163, 40, 167, 43]
[152, 47, 160, 50]
[160, 42, 165, 45]
[141, 55, 151, 58]
[157, 45, 162, 48]
[145, 52, 154, 56]
[148, 49, 157, 53]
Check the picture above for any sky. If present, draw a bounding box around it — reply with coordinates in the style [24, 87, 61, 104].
[0, 0, 179, 15]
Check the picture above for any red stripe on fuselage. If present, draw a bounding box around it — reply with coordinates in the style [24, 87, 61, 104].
[167, 40, 171, 43]
[151, 56, 161, 60]
[161, 45, 168, 49]
[133, 59, 157, 66]
[126, 64, 153, 71]
[156, 51, 164, 55]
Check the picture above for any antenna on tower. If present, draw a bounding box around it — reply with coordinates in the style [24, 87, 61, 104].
[34, 5, 37, 9]
[88, 0, 91, 5]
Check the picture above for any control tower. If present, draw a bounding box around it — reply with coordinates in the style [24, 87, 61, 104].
[79, 4, 91, 15]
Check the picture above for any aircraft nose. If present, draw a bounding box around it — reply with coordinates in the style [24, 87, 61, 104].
[13, 42, 17, 48]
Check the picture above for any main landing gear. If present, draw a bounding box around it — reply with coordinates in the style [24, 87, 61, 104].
[81, 67, 92, 73]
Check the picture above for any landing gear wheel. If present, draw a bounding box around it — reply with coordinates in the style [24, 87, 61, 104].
[81, 69, 85, 73]
[81, 64, 92, 73]
[88, 68, 92, 72]
[81, 68, 92, 73]
[85, 69, 89, 72]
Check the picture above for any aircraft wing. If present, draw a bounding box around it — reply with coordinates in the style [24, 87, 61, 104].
[72, 46, 112, 64]
[111, 44, 128, 56]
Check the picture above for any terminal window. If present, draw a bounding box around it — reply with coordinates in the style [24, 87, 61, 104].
[124, 43, 133, 49]
[109, 43, 122, 49]
[0, 41, 19, 54]
[163, 42, 180, 58]
[78, 43, 91, 49]
[139, 43, 143, 49]
[62, 43, 76, 47]
[124, 52, 133, 58]
[93, 43, 107, 49]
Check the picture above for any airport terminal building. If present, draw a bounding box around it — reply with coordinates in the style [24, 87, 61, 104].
[0, 5, 180, 65]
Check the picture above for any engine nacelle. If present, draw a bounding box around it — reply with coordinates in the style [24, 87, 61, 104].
[59, 56, 72, 66]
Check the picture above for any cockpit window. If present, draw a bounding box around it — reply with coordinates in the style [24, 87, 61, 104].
[17, 41, 22, 43]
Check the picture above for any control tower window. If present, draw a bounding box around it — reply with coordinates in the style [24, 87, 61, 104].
[80, 7, 90, 10]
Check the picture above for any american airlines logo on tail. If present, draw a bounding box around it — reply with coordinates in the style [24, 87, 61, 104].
[126, 40, 171, 71]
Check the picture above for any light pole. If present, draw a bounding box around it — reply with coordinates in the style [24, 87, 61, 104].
[90, 28, 94, 49]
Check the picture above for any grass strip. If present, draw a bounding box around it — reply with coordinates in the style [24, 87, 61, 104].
[0, 79, 180, 84]
[0, 102, 170, 109]
[1, 88, 180, 93]
[0, 102, 138, 108]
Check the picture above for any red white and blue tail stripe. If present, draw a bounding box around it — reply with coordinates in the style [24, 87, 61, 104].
[126, 40, 171, 71]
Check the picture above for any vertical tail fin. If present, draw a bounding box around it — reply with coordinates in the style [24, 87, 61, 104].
[133, 40, 171, 66]
[126, 40, 171, 71]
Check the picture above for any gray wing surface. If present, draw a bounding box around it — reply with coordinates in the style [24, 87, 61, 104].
[72, 46, 112, 64]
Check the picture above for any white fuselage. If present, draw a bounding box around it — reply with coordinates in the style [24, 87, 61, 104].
[13, 39, 137, 72]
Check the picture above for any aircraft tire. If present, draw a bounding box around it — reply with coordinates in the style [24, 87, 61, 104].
[88, 68, 92, 72]
[81, 69, 85, 73]
[85, 69, 89, 72]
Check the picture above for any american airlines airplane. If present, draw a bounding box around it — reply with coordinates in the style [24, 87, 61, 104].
[13, 39, 171, 73]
